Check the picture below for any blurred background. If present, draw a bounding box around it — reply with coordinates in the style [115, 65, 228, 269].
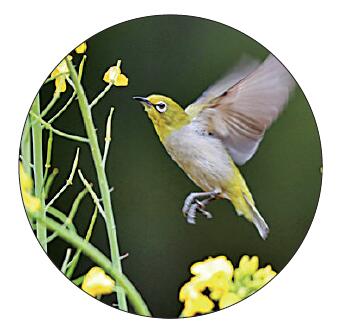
[34, 15, 321, 318]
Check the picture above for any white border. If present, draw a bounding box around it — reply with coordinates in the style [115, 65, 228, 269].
[1, 0, 340, 329]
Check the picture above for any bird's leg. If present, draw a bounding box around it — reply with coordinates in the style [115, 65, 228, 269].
[183, 190, 219, 224]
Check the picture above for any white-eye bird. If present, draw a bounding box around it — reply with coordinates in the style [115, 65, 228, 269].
[134, 54, 295, 239]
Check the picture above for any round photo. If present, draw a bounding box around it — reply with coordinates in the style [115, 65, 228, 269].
[19, 15, 322, 318]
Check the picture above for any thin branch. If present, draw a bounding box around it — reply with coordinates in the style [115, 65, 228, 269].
[43, 130, 53, 182]
[77, 169, 106, 219]
[41, 92, 60, 118]
[45, 148, 80, 210]
[29, 112, 89, 143]
[102, 107, 115, 167]
[44, 168, 59, 199]
[48, 92, 76, 124]
[89, 83, 113, 109]
[61, 248, 72, 274]
[66, 206, 98, 278]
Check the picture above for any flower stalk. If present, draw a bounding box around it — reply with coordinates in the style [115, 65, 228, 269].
[30, 94, 48, 251]
[66, 57, 128, 310]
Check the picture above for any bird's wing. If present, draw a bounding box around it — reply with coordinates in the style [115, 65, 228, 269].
[185, 54, 295, 165]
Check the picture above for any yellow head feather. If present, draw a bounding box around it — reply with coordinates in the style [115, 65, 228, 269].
[138, 95, 190, 142]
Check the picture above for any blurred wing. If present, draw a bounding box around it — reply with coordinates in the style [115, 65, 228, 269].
[187, 54, 295, 165]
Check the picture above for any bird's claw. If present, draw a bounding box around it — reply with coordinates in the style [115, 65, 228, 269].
[186, 199, 213, 224]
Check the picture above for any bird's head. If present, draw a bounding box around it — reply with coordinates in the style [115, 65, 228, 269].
[133, 94, 190, 142]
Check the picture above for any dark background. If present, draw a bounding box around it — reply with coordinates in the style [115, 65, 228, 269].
[35, 15, 321, 318]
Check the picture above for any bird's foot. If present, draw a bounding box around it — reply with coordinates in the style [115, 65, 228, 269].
[183, 191, 218, 224]
[182, 191, 218, 216]
[186, 199, 213, 224]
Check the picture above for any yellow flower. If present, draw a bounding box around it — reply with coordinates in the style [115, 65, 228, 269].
[103, 60, 128, 86]
[179, 255, 277, 316]
[191, 256, 234, 282]
[179, 278, 214, 317]
[75, 42, 87, 54]
[219, 292, 241, 309]
[253, 265, 276, 286]
[234, 255, 259, 280]
[50, 55, 72, 94]
[19, 163, 40, 213]
[81, 267, 115, 297]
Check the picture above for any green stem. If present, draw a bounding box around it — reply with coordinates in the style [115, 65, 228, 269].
[29, 112, 89, 143]
[21, 116, 32, 175]
[66, 206, 98, 278]
[38, 216, 151, 316]
[66, 57, 128, 310]
[89, 83, 113, 109]
[61, 248, 72, 274]
[41, 92, 60, 118]
[43, 130, 53, 182]
[31, 94, 47, 251]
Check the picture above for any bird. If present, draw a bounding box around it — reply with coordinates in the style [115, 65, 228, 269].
[133, 54, 295, 239]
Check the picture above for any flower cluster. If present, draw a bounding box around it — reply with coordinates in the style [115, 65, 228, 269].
[179, 255, 276, 317]
[81, 267, 115, 297]
[19, 162, 40, 213]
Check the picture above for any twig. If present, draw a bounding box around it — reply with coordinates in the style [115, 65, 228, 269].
[102, 107, 115, 167]
[61, 248, 72, 274]
[45, 148, 80, 210]
[77, 170, 106, 219]
[48, 92, 76, 124]
[89, 83, 113, 109]
[29, 112, 89, 143]
[44, 168, 59, 198]
[43, 130, 53, 182]
[66, 206, 98, 278]
[41, 92, 60, 118]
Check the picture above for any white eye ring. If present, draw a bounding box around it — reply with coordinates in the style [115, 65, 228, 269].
[155, 101, 167, 113]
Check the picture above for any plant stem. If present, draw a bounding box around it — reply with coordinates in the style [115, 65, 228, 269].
[30, 94, 47, 251]
[30, 112, 89, 143]
[102, 107, 115, 167]
[61, 248, 72, 274]
[66, 57, 128, 310]
[89, 83, 113, 109]
[38, 216, 151, 316]
[21, 116, 32, 175]
[66, 206, 98, 278]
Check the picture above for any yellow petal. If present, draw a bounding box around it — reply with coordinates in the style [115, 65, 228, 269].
[219, 292, 241, 309]
[55, 76, 67, 93]
[23, 191, 41, 213]
[181, 293, 214, 317]
[114, 73, 128, 86]
[238, 255, 259, 276]
[19, 163, 33, 191]
[191, 256, 234, 282]
[75, 42, 87, 54]
[103, 66, 121, 84]
[81, 267, 115, 297]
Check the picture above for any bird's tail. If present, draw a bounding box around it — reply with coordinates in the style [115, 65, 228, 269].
[226, 173, 269, 239]
[242, 193, 269, 240]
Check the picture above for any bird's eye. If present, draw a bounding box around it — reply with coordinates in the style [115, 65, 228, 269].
[155, 102, 167, 113]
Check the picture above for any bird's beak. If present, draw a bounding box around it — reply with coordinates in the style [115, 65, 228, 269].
[133, 96, 153, 107]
